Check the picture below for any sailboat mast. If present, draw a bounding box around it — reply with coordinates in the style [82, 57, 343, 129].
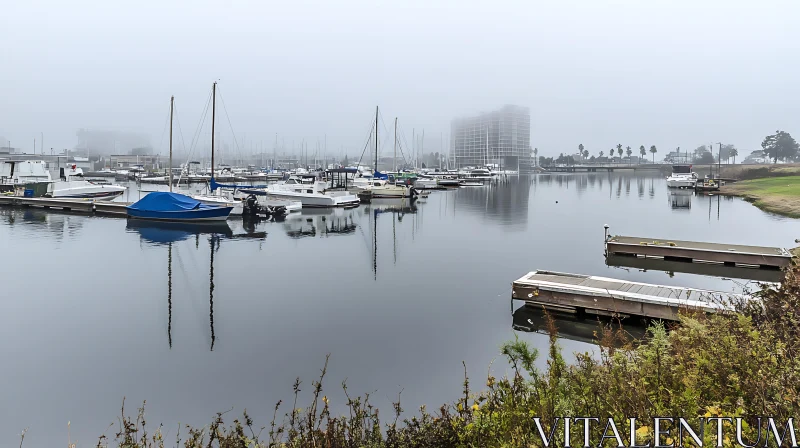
[393, 117, 397, 172]
[375, 106, 379, 172]
[211, 82, 216, 179]
[169, 95, 174, 192]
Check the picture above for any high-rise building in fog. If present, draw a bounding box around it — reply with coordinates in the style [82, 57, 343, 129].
[450, 105, 531, 172]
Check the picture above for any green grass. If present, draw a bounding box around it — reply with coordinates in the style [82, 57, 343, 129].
[721, 176, 800, 218]
[733, 176, 800, 196]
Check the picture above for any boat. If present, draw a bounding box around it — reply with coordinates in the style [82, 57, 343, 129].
[267, 176, 360, 208]
[127, 95, 232, 222]
[464, 168, 493, 182]
[127, 191, 232, 221]
[232, 189, 302, 212]
[0, 160, 53, 197]
[459, 179, 484, 187]
[414, 177, 439, 189]
[666, 165, 698, 189]
[49, 164, 126, 200]
[192, 193, 244, 216]
[437, 176, 460, 187]
[356, 109, 415, 199]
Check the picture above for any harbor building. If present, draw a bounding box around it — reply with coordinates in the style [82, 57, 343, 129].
[450, 105, 532, 172]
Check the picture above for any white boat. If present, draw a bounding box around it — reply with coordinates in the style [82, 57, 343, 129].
[414, 177, 439, 189]
[268, 176, 360, 208]
[459, 179, 484, 187]
[50, 164, 126, 200]
[0, 160, 54, 196]
[231, 189, 302, 212]
[465, 168, 493, 182]
[666, 165, 698, 189]
[192, 193, 244, 216]
[354, 179, 413, 198]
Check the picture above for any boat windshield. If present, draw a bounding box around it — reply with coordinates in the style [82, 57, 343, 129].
[672, 165, 692, 174]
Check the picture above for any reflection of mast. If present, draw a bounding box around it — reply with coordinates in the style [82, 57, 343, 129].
[393, 211, 397, 265]
[372, 209, 377, 280]
[168, 242, 172, 349]
[209, 236, 216, 351]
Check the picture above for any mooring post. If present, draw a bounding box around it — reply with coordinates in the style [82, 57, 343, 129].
[603, 224, 610, 256]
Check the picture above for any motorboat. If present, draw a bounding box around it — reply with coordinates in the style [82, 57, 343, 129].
[666, 165, 698, 189]
[464, 168, 493, 182]
[127, 192, 233, 221]
[268, 176, 360, 208]
[0, 160, 53, 196]
[191, 192, 244, 216]
[231, 188, 303, 212]
[459, 179, 484, 187]
[50, 164, 126, 200]
[414, 177, 439, 189]
[437, 176, 461, 187]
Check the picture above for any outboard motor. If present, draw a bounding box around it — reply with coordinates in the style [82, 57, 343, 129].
[243, 194, 259, 217]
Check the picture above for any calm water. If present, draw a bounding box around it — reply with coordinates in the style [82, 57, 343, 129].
[1, 174, 797, 447]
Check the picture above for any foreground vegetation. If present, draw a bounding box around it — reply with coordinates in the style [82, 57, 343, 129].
[70, 264, 800, 447]
[720, 175, 800, 218]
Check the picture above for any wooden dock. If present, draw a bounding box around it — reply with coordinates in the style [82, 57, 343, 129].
[605, 235, 792, 269]
[512, 270, 741, 320]
[0, 196, 129, 216]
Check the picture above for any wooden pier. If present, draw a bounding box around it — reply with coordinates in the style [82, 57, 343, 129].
[605, 235, 792, 269]
[512, 270, 741, 320]
[0, 196, 129, 216]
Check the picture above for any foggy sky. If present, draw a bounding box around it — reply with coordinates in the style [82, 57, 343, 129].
[2, 0, 799, 158]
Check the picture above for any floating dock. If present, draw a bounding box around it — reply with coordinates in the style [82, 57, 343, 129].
[0, 196, 129, 216]
[605, 235, 792, 269]
[512, 270, 741, 320]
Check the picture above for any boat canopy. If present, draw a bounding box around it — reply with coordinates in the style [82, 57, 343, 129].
[672, 165, 693, 174]
[127, 192, 202, 211]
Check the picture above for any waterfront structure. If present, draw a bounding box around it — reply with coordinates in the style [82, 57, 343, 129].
[450, 105, 532, 172]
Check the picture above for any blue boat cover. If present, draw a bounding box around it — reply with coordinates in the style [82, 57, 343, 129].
[373, 170, 388, 180]
[127, 192, 201, 211]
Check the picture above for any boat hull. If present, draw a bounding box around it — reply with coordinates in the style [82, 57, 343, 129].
[126, 206, 233, 221]
[666, 178, 696, 189]
[267, 191, 360, 208]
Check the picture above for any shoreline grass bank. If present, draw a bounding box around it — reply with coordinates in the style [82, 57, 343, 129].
[53, 264, 800, 447]
[718, 176, 800, 218]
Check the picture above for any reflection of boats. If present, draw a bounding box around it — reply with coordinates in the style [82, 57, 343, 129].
[605, 254, 784, 283]
[282, 208, 358, 239]
[126, 219, 233, 244]
[668, 189, 692, 210]
[666, 165, 697, 189]
[512, 304, 647, 345]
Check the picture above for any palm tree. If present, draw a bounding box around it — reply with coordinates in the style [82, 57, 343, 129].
[578, 143, 585, 160]
[639, 145, 646, 164]
[625, 146, 632, 161]
[599, 150, 604, 159]
[650, 145, 657, 163]
[731, 147, 738, 164]
[616, 144, 623, 162]
[583, 149, 589, 160]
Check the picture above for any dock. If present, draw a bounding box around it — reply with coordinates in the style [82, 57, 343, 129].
[512, 270, 741, 320]
[0, 196, 129, 216]
[605, 235, 792, 269]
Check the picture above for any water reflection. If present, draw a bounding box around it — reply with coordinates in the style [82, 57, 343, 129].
[668, 190, 692, 210]
[512, 304, 648, 346]
[455, 176, 530, 229]
[605, 254, 784, 283]
[0, 208, 87, 240]
[282, 208, 359, 239]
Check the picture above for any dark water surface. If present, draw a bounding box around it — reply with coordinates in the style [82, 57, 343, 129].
[1, 174, 797, 447]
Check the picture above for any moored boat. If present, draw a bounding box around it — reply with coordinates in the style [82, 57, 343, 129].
[666, 165, 698, 189]
[127, 192, 233, 221]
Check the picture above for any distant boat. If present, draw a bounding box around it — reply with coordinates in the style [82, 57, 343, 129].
[666, 165, 697, 189]
[127, 191, 232, 221]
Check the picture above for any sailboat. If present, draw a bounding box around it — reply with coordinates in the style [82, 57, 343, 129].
[356, 108, 416, 199]
[127, 95, 233, 222]
[190, 82, 244, 215]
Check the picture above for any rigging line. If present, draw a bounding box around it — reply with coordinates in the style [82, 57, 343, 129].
[156, 100, 171, 158]
[171, 102, 193, 184]
[216, 86, 245, 163]
[187, 90, 213, 160]
[355, 116, 375, 168]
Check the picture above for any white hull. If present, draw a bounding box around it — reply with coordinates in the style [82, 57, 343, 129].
[267, 191, 360, 208]
[666, 176, 697, 189]
[50, 181, 126, 200]
[192, 195, 244, 216]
